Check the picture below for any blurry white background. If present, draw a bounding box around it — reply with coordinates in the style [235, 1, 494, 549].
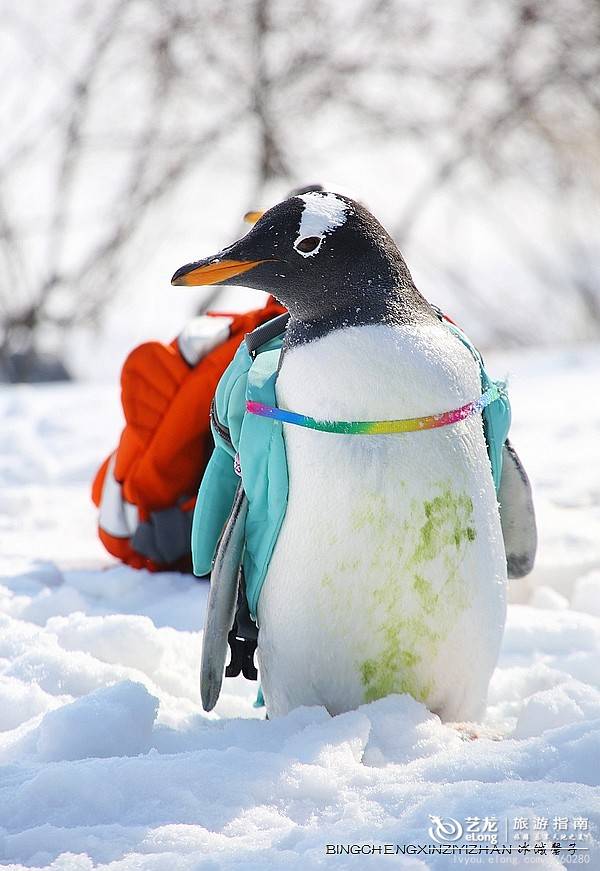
[1, 0, 599, 381]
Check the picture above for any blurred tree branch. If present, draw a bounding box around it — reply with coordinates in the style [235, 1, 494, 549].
[1, 0, 598, 379]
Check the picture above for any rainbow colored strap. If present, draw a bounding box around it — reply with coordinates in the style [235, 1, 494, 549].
[246, 382, 505, 435]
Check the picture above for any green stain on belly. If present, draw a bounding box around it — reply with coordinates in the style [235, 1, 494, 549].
[411, 490, 476, 564]
[321, 572, 333, 589]
[358, 483, 476, 705]
[412, 573, 439, 615]
[351, 492, 391, 536]
[361, 619, 435, 703]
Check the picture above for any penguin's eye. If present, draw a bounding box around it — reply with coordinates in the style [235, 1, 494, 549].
[295, 236, 321, 254]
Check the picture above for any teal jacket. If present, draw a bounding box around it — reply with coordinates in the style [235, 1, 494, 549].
[192, 320, 511, 622]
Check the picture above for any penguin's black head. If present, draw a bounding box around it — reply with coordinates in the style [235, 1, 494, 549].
[172, 192, 428, 329]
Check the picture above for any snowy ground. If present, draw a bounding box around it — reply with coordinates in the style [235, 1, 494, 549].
[1, 345, 600, 870]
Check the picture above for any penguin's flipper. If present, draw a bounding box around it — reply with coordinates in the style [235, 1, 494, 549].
[498, 440, 537, 579]
[200, 483, 248, 712]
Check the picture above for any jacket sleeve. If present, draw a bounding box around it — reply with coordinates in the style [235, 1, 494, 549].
[191, 341, 253, 576]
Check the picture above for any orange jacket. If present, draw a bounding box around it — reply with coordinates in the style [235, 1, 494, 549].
[92, 298, 286, 572]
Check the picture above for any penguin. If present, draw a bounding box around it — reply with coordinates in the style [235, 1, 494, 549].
[172, 191, 509, 722]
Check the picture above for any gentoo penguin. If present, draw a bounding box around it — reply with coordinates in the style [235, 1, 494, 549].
[172, 191, 508, 722]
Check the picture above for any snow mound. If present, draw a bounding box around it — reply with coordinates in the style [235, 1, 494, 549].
[515, 681, 600, 738]
[37, 680, 159, 762]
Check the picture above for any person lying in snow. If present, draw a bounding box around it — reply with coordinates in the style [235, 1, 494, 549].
[91, 295, 286, 572]
[91, 184, 325, 572]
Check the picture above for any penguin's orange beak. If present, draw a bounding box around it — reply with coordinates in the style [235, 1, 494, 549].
[171, 258, 268, 286]
[243, 210, 264, 224]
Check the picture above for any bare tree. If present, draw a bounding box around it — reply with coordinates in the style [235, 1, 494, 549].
[0, 0, 239, 379]
[1, 0, 599, 379]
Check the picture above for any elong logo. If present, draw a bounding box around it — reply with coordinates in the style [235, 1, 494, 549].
[428, 815, 464, 843]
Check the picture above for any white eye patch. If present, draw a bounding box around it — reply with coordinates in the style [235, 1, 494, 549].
[294, 192, 348, 258]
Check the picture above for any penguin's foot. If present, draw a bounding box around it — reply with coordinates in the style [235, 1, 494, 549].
[447, 722, 504, 742]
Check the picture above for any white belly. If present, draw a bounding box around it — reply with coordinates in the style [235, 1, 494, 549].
[257, 323, 507, 721]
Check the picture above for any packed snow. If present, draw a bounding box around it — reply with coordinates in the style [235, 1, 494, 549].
[1, 346, 600, 869]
